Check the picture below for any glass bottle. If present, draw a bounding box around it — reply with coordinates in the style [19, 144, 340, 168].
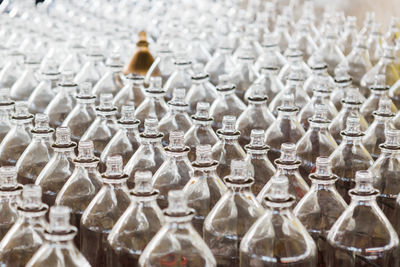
[385, 17, 400, 46]
[278, 46, 311, 85]
[124, 31, 156, 77]
[27, 59, 59, 114]
[240, 175, 317, 267]
[340, 16, 358, 56]
[81, 93, 119, 157]
[45, 70, 77, 129]
[244, 129, 276, 195]
[304, 61, 334, 97]
[144, 37, 174, 85]
[26, 206, 91, 267]
[327, 170, 399, 267]
[204, 38, 235, 85]
[134, 77, 168, 132]
[258, 142, 309, 205]
[16, 113, 54, 185]
[0, 166, 23, 239]
[163, 56, 193, 101]
[273, 15, 292, 53]
[124, 118, 166, 189]
[294, 157, 347, 267]
[329, 87, 369, 144]
[74, 41, 105, 86]
[61, 82, 97, 144]
[370, 129, 400, 224]
[80, 155, 131, 267]
[293, 18, 319, 62]
[209, 75, 247, 131]
[367, 22, 384, 66]
[107, 171, 164, 267]
[0, 185, 48, 267]
[0, 50, 24, 88]
[100, 105, 140, 173]
[265, 94, 305, 162]
[55, 140, 102, 248]
[0, 88, 14, 143]
[0, 101, 33, 166]
[185, 65, 218, 115]
[139, 190, 217, 267]
[10, 52, 40, 101]
[330, 115, 374, 203]
[158, 88, 193, 146]
[203, 160, 264, 267]
[113, 74, 145, 111]
[184, 102, 219, 162]
[248, 66, 284, 102]
[254, 33, 286, 72]
[330, 68, 358, 111]
[362, 97, 395, 160]
[212, 115, 246, 179]
[236, 84, 275, 148]
[35, 127, 76, 207]
[152, 131, 193, 210]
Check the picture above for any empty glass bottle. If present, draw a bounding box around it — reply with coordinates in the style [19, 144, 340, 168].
[254, 33, 286, 72]
[367, 22, 384, 66]
[303, 61, 334, 97]
[113, 74, 145, 111]
[184, 102, 219, 162]
[80, 155, 131, 267]
[74, 41, 105, 86]
[26, 206, 91, 267]
[0, 185, 48, 267]
[55, 140, 102, 248]
[212, 115, 246, 179]
[273, 15, 292, 53]
[293, 157, 347, 266]
[16, 113, 54, 185]
[144, 37, 174, 85]
[330, 115, 374, 203]
[0, 101, 33, 166]
[330, 68, 357, 111]
[134, 77, 168, 132]
[45, 70, 77, 129]
[278, 46, 311, 85]
[370, 129, 400, 224]
[293, 18, 319, 62]
[241, 175, 317, 267]
[203, 160, 264, 267]
[340, 16, 358, 56]
[61, 82, 97, 144]
[158, 88, 193, 146]
[124, 118, 166, 189]
[209, 75, 247, 131]
[139, 190, 217, 267]
[327, 170, 400, 267]
[0, 50, 24, 88]
[35, 127, 76, 207]
[107, 171, 164, 267]
[236, 84, 275, 148]
[81, 93, 119, 157]
[152, 131, 193, 210]
[10, 52, 40, 101]
[204, 38, 235, 85]
[248, 66, 284, 102]
[0, 166, 23, 239]
[265, 94, 305, 162]
[163, 56, 193, 101]
[0, 88, 14, 143]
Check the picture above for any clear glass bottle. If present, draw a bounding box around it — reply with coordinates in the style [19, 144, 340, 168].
[27, 59, 59, 114]
[0, 185, 48, 267]
[265, 94, 305, 162]
[327, 170, 399, 267]
[236, 84, 275, 148]
[124, 118, 166, 189]
[330, 115, 374, 203]
[248, 66, 284, 102]
[203, 160, 264, 267]
[293, 18, 319, 62]
[0, 166, 23, 239]
[139, 190, 217, 267]
[278, 46, 311, 85]
[184, 102, 219, 162]
[134, 77, 168, 132]
[100, 105, 140, 173]
[107, 171, 164, 267]
[0, 101, 33, 166]
[330, 68, 358, 111]
[241, 175, 317, 267]
[80, 155, 131, 267]
[144, 37, 174, 85]
[0, 88, 15, 143]
[45, 70, 77, 129]
[61, 82, 97, 144]
[81, 93, 119, 157]
[370, 129, 400, 225]
[212, 115, 246, 179]
[55, 140, 102, 248]
[273, 15, 292, 53]
[26, 206, 91, 267]
[113, 74, 145, 111]
[209, 75, 247, 131]
[35, 127, 76, 207]
[340, 16, 358, 56]
[152, 131, 193, 210]
[244, 129, 276, 195]
[74, 41, 105, 86]
[329, 87, 369, 144]
[158, 88, 193, 146]
[10, 52, 40, 101]
[0, 50, 24, 88]
[362, 97, 395, 160]
[303, 61, 334, 97]
[204, 38, 235, 85]
[16, 113, 54, 185]
[367, 22, 384, 66]
[254, 33, 286, 72]
[163, 56, 193, 101]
